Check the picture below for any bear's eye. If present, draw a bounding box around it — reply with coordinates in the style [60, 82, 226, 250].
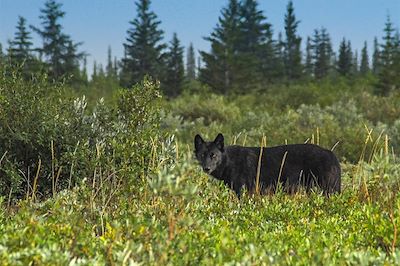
[210, 153, 216, 159]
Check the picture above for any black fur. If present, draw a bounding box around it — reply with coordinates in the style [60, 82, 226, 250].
[194, 133, 341, 198]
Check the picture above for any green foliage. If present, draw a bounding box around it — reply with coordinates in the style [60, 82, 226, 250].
[375, 16, 400, 95]
[1, 138, 400, 264]
[164, 79, 399, 163]
[311, 28, 334, 79]
[120, 0, 166, 88]
[163, 33, 184, 97]
[0, 71, 161, 199]
[7, 16, 42, 78]
[200, 0, 242, 94]
[31, 0, 85, 83]
[185, 43, 196, 81]
[360, 41, 370, 75]
[337, 38, 353, 76]
[283, 1, 302, 80]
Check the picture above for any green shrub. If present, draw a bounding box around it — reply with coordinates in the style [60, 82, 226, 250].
[0, 72, 161, 199]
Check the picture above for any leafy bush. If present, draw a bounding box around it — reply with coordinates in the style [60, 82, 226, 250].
[0, 72, 161, 199]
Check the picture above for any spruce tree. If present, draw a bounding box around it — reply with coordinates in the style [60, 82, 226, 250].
[186, 43, 196, 80]
[63, 40, 84, 82]
[32, 0, 84, 80]
[164, 33, 184, 97]
[8, 16, 34, 67]
[376, 15, 397, 95]
[81, 56, 88, 84]
[121, 0, 166, 87]
[312, 28, 333, 79]
[92, 60, 98, 81]
[283, 1, 302, 80]
[352, 49, 358, 76]
[240, 0, 275, 87]
[360, 41, 370, 75]
[372, 37, 380, 75]
[392, 30, 400, 89]
[200, 0, 242, 94]
[337, 38, 353, 76]
[0, 43, 3, 65]
[304, 36, 313, 78]
[106, 46, 114, 78]
[113, 57, 119, 77]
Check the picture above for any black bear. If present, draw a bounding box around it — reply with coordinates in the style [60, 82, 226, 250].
[194, 133, 341, 198]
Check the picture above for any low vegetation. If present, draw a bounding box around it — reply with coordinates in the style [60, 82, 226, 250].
[0, 71, 399, 264]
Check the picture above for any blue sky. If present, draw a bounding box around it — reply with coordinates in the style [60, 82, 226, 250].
[1, 0, 399, 74]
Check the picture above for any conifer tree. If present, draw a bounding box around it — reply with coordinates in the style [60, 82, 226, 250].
[240, 0, 275, 87]
[200, 0, 242, 94]
[304, 36, 313, 78]
[121, 0, 166, 87]
[106, 46, 114, 78]
[0, 43, 4, 65]
[312, 28, 333, 79]
[283, 1, 302, 80]
[32, 0, 84, 80]
[92, 60, 98, 81]
[8, 16, 34, 67]
[113, 57, 119, 77]
[372, 37, 380, 75]
[164, 33, 184, 97]
[81, 56, 88, 83]
[360, 41, 370, 75]
[376, 16, 398, 95]
[186, 43, 196, 80]
[392, 30, 400, 89]
[352, 49, 359, 75]
[337, 38, 353, 76]
[64, 40, 85, 82]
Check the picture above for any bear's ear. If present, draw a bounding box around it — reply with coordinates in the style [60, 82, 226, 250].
[194, 134, 204, 151]
[214, 133, 224, 151]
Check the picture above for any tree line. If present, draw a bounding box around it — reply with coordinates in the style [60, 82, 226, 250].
[1, 0, 400, 96]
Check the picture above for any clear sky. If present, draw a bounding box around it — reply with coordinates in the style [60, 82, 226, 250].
[1, 0, 399, 74]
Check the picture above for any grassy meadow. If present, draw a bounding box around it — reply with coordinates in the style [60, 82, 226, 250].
[1, 73, 400, 265]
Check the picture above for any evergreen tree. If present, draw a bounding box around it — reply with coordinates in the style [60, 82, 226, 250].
[92, 60, 98, 81]
[0, 43, 5, 70]
[164, 33, 184, 97]
[392, 30, 400, 89]
[97, 63, 105, 78]
[376, 15, 398, 95]
[8, 16, 34, 66]
[268, 32, 285, 81]
[186, 43, 196, 80]
[0, 43, 3, 62]
[113, 57, 119, 77]
[304, 36, 313, 78]
[352, 49, 358, 75]
[337, 38, 353, 76]
[360, 41, 370, 75]
[121, 0, 166, 87]
[372, 37, 380, 74]
[312, 28, 333, 79]
[63, 40, 85, 82]
[32, 0, 84, 81]
[283, 1, 302, 80]
[200, 0, 242, 94]
[240, 0, 275, 87]
[106, 46, 114, 78]
[81, 56, 88, 83]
